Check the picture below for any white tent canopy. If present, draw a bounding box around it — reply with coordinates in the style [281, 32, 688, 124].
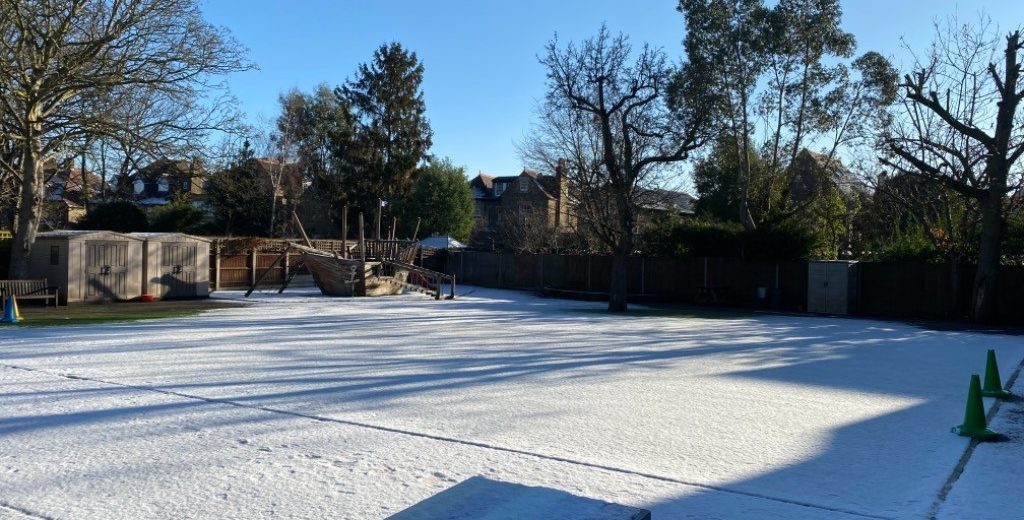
[420, 235, 466, 250]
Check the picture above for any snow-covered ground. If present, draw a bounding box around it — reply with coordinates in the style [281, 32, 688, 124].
[0, 287, 1021, 519]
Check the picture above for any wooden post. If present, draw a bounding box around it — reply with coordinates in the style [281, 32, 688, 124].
[249, 248, 258, 288]
[359, 212, 366, 262]
[641, 257, 646, 295]
[375, 199, 382, 240]
[587, 255, 592, 290]
[246, 248, 289, 297]
[292, 212, 313, 248]
[450, 274, 456, 300]
[341, 205, 348, 259]
[412, 217, 421, 241]
[284, 250, 290, 282]
[213, 242, 222, 292]
[390, 217, 397, 241]
[539, 254, 544, 289]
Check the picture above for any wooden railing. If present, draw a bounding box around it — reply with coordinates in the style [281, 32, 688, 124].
[382, 259, 455, 300]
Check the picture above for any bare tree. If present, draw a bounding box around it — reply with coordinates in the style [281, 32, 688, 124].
[492, 207, 562, 254]
[0, 0, 250, 277]
[881, 19, 1024, 322]
[523, 26, 712, 311]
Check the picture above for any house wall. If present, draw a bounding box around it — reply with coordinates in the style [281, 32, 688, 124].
[497, 180, 557, 227]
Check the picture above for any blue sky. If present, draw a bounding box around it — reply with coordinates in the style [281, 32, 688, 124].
[200, 1, 1024, 179]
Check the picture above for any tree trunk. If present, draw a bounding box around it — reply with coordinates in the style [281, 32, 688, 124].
[9, 146, 42, 278]
[971, 194, 1002, 322]
[608, 200, 634, 313]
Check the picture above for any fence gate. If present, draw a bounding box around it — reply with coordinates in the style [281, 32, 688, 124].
[85, 240, 130, 300]
[161, 242, 198, 298]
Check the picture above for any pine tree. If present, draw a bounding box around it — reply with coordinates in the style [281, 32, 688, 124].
[337, 43, 433, 222]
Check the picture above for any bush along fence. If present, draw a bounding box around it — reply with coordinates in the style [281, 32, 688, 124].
[434, 251, 1024, 324]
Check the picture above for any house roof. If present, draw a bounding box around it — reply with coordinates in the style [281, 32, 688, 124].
[790, 149, 865, 200]
[636, 188, 696, 214]
[470, 170, 556, 200]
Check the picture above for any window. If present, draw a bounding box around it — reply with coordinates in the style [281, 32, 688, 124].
[494, 182, 506, 197]
[133, 179, 145, 194]
[518, 201, 533, 215]
[49, 246, 59, 265]
[519, 177, 529, 192]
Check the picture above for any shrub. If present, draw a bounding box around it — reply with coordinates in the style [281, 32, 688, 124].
[642, 217, 813, 260]
[78, 201, 148, 232]
[149, 203, 208, 234]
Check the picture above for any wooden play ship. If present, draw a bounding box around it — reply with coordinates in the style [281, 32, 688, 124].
[246, 213, 455, 300]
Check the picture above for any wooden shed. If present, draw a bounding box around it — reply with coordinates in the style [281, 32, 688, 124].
[30, 230, 146, 303]
[131, 233, 211, 299]
[807, 260, 860, 315]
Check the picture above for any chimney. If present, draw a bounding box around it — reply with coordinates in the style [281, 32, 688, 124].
[555, 158, 567, 229]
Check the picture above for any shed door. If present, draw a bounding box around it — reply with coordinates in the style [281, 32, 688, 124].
[807, 263, 828, 313]
[825, 263, 848, 314]
[161, 242, 197, 298]
[85, 241, 130, 300]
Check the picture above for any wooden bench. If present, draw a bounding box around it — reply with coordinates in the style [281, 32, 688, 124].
[0, 279, 60, 307]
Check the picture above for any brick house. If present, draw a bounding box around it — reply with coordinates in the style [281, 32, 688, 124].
[125, 158, 206, 210]
[469, 160, 573, 234]
[43, 160, 102, 229]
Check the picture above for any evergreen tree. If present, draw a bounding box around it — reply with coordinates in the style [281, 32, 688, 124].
[206, 141, 274, 236]
[337, 43, 432, 224]
[401, 159, 475, 241]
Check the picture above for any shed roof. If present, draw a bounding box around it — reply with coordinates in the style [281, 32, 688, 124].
[35, 230, 145, 241]
[129, 232, 212, 243]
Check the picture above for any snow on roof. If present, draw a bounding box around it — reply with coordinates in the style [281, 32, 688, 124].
[129, 232, 212, 242]
[420, 235, 466, 250]
[35, 230, 145, 241]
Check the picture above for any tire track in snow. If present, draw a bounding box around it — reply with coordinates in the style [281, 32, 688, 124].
[2, 363, 891, 520]
[0, 500, 55, 520]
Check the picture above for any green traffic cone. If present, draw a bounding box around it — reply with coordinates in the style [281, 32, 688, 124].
[952, 374, 999, 441]
[982, 349, 1013, 399]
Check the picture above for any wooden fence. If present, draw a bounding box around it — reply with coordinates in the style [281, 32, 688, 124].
[435, 251, 1024, 323]
[436, 251, 808, 310]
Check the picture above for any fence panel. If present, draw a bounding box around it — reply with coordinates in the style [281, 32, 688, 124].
[202, 241, 1024, 324]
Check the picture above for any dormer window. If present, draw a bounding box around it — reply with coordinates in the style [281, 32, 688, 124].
[133, 179, 145, 194]
[494, 182, 507, 197]
[519, 177, 529, 192]
[157, 178, 169, 193]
